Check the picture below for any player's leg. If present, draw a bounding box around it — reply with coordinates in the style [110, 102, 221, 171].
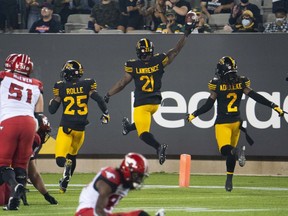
[231, 121, 245, 167]
[3, 116, 34, 210]
[59, 130, 85, 193]
[135, 105, 167, 165]
[215, 123, 236, 192]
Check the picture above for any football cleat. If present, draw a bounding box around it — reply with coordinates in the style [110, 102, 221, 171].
[225, 175, 233, 192]
[238, 146, 246, 167]
[122, 117, 130, 135]
[3, 197, 20, 210]
[3, 184, 25, 210]
[59, 159, 72, 193]
[232, 146, 246, 167]
[157, 144, 168, 165]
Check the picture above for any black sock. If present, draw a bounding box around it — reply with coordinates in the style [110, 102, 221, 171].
[139, 132, 160, 150]
[127, 122, 136, 132]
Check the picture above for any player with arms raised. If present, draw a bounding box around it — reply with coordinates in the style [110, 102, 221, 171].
[187, 56, 284, 192]
[104, 11, 198, 165]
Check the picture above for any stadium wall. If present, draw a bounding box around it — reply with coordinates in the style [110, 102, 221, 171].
[0, 34, 287, 174]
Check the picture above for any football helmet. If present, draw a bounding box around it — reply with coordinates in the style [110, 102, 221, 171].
[4, 53, 18, 71]
[13, 54, 33, 77]
[120, 152, 149, 189]
[61, 60, 84, 81]
[136, 38, 154, 60]
[37, 114, 51, 144]
[216, 56, 237, 78]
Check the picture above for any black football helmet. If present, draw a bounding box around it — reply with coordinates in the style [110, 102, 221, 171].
[216, 56, 237, 78]
[136, 38, 154, 60]
[61, 60, 84, 81]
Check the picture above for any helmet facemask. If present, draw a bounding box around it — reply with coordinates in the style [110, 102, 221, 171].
[136, 38, 154, 61]
[61, 60, 83, 82]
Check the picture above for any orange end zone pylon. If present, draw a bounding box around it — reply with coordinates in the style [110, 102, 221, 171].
[179, 154, 191, 187]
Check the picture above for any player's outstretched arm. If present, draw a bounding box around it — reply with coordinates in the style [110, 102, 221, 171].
[104, 73, 133, 103]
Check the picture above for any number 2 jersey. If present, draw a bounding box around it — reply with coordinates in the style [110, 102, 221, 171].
[208, 75, 251, 124]
[76, 166, 129, 214]
[125, 53, 169, 107]
[52, 78, 97, 130]
[0, 71, 42, 122]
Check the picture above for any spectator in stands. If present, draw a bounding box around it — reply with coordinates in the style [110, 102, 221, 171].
[26, 0, 46, 30]
[29, 2, 63, 33]
[228, 0, 262, 30]
[74, 0, 93, 14]
[53, 0, 76, 27]
[264, 7, 288, 33]
[231, 9, 258, 32]
[272, 0, 288, 13]
[201, 0, 234, 19]
[88, 0, 120, 33]
[117, 0, 144, 32]
[0, 0, 18, 32]
[165, 0, 191, 25]
[139, 0, 167, 31]
[156, 9, 183, 33]
[190, 7, 212, 33]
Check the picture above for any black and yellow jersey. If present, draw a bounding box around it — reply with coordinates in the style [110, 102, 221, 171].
[208, 76, 251, 124]
[52, 78, 97, 130]
[125, 53, 169, 107]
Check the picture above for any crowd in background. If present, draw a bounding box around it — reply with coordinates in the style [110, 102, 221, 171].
[0, 0, 288, 33]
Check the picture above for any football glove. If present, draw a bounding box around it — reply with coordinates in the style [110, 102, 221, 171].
[155, 208, 165, 216]
[186, 113, 196, 122]
[273, 105, 284, 117]
[44, 192, 58, 205]
[100, 113, 110, 124]
[104, 94, 110, 103]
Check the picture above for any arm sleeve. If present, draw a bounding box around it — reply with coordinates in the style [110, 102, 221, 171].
[247, 90, 275, 108]
[90, 91, 108, 114]
[48, 99, 61, 114]
[193, 97, 215, 117]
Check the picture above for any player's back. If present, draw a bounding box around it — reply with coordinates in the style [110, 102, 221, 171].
[0, 71, 42, 121]
[209, 76, 250, 124]
[53, 78, 96, 130]
[125, 53, 168, 106]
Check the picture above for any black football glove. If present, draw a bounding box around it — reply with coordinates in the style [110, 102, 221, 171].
[104, 94, 110, 103]
[272, 104, 284, 117]
[44, 192, 58, 205]
[184, 20, 198, 37]
[100, 113, 110, 124]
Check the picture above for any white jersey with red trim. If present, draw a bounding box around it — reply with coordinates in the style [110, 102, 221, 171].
[76, 166, 129, 214]
[0, 71, 43, 122]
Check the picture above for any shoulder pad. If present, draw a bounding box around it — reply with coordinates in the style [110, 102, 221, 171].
[208, 77, 218, 91]
[240, 76, 251, 87]
[100, 167, 121, 185]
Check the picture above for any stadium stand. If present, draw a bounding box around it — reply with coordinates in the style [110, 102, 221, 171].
[208, 13, 230, 32]
[65, 14, 90, 33]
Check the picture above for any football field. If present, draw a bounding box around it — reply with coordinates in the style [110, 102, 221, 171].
[1, 173, 288, 216]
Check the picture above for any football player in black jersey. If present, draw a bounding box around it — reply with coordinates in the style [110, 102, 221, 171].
[187, 56, 284, 192]
[103, 21, 196, 165]
[48, 60, 110, 193]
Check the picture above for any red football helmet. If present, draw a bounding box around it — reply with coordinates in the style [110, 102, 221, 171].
[13, 54, 34, 77]
[4, 53, 18, 71]
[120, 152, 149, 189]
